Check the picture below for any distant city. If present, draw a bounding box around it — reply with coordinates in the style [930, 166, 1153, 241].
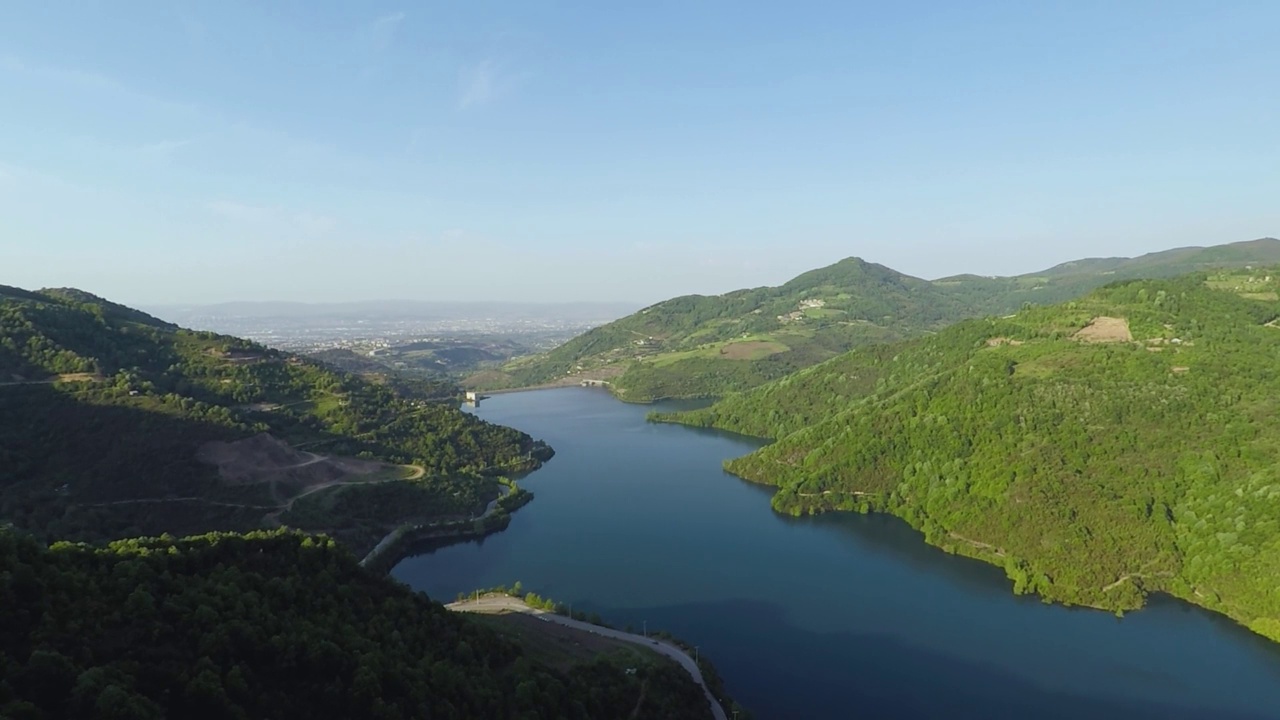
[143, 300, 637, 371]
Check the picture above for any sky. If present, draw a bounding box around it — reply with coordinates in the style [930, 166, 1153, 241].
[1, 1, 1278, 306]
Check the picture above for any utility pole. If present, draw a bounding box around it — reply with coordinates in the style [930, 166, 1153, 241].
[694, 645, 699, 663]
[643, 620, 647, 638]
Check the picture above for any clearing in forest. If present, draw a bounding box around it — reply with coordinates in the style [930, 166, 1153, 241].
[197, 433, 390, 489]
[1073, 316, 1133, 343]
[719, 340, 789, 360]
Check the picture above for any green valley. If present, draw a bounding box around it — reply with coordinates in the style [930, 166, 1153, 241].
[0, 287, 732, 719]
[475, 238, 1280, 401]
[656, 269, 1280, 642]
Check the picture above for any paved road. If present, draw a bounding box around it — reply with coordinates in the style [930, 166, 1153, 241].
[448, 596, 728, 720]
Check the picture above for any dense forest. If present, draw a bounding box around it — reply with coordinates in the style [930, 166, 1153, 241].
[0, 529, 714, 720]
[658, 270, 1280, 643]
[0, 285, 550, 552]
[479, 238, 1280, 401]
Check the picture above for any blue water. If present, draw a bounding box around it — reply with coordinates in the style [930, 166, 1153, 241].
[393, 387, 1280, 720]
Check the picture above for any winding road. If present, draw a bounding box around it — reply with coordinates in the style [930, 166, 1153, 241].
[447, 596, 728, 720]
[83, 459, 425, 527]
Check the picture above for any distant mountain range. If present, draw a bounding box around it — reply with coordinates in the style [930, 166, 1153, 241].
[473, 238, 1280, 400]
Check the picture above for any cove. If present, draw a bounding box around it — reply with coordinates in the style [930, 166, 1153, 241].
[392, 387, 1280, 720]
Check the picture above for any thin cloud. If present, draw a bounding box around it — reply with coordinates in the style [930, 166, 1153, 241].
[206, 200, 272, 223]
[1, 55, 201, 117]
[368, 11, 407, 51]
[140, 139, 195, 157]
[458, 60, 498, 108]
[207, 201, 337, 238]
[294, 212, 337, 235]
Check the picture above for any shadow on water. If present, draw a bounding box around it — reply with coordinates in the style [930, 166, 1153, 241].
[581, 598, 1274, 720]
[725, 471, 1028, 599]
[659, 421, 772, 448]
[788, 509, 1029, 597]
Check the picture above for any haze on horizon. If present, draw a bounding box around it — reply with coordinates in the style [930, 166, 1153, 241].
[2, 2, 1277, 308]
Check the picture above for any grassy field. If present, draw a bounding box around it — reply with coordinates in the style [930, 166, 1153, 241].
[646, 335, 792, 367]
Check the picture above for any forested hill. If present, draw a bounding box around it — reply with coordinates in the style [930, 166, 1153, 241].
[478, 258, 967, 399]
[0, 285, 550, 553]
[472, 238, 1280, 401]
[659, 268, 1280, 643]
[0, 529, 714, 720]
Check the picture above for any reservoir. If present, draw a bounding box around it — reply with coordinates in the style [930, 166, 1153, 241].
[392, 387, 1280, 720]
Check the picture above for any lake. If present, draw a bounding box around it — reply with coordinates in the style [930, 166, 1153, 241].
[392, 387, 1280, 720]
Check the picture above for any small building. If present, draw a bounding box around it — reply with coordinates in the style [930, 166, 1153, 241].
[464, 391, 480, 403]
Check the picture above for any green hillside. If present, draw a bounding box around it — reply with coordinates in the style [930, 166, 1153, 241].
[476, 238, 1280, 401]
[659, 269, 1280, 643]
[0, 286, 551, 554]
[477, 258, 977, 400]
[0, 528, 714, 720]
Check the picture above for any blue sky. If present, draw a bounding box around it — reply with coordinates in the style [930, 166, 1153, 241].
[2, 1, 1277, 305]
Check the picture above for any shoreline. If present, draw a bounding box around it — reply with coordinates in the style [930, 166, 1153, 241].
[479, 381, 590, 396]
[448, 594, 731, 720]
[359, 481, 532, 572]
[726, 465, 1280, 644]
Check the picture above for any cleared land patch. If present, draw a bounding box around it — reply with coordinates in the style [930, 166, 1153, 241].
[1073, 316, 1133, 343]
[463, 369, 515, 388]
[718, 340, 789, 360]
[197, 433, 385, 488]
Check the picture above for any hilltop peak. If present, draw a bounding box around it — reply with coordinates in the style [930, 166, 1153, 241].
[36, 286, 177, 329]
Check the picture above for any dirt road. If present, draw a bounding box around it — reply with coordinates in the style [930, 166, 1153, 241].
[261, 467, 420, 525]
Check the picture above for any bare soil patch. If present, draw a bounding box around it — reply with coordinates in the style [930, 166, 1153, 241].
[719, 340, 788, 360]
[576, 365, 626, 381]
[197, 433, 384, 489]
[1074, 316, 1133, 343]
[463, 369, 514, 388]
[56, 372, 101, 382]
[0, 372, 102, 387]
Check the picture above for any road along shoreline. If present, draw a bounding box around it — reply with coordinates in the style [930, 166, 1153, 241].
[448, 595, 729, 720]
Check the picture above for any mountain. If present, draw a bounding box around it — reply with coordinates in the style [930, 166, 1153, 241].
[0, 285, 550, 554]
[657, 267, 1280, 643]
[475, 258, 976, 400]
[934, 237, 1280, 310]
[0, 529, 716, 719]
[474, 238, 1280, 401]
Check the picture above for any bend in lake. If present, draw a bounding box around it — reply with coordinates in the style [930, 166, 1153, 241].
[392, 387, 1280, 720]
